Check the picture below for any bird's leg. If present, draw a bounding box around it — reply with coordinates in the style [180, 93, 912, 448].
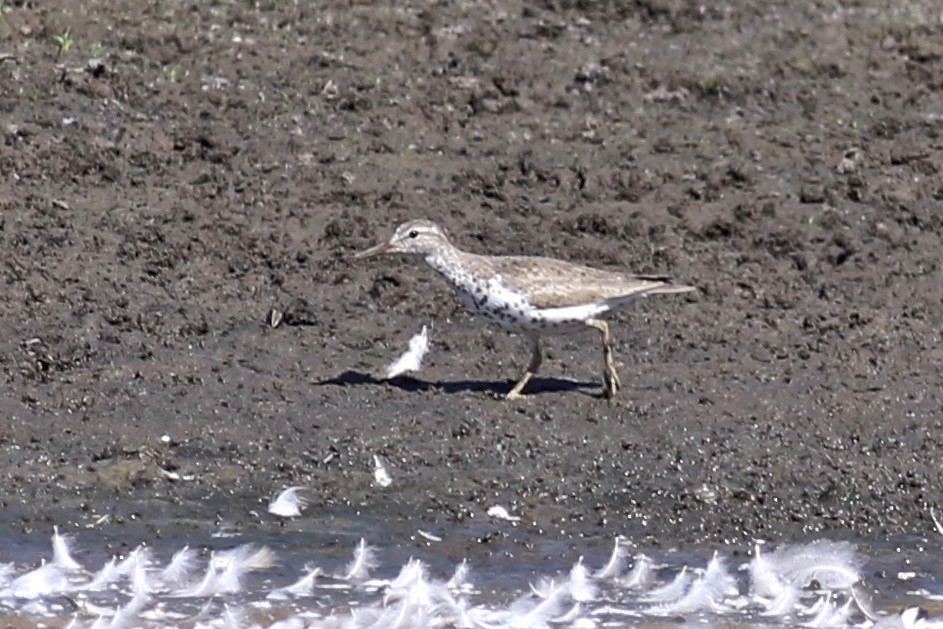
[506, 335, 542, 400]
[586, 319, 620, 398]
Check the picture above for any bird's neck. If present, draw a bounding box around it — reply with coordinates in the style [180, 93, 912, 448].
[423, 244, 479, 291]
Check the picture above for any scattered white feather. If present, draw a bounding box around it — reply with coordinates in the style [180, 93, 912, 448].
[760, 582, 800, 617]
[620, 554, 654, 590]
[116, 546, 153, 580]
[108, 563, 152, 628]
[158, 546, 199, 587]
[648, 554, 738, 616]
[267, 565, 321, 600]
[763, 541, 861, 590]
[79, 557, 121, 591]
[640, 567, 693, 603]
[6, 563, 70, 599]
[892, 607, 943, 629]
[567, 558, 597, 602]
[268, 487, 307, 518]
[500, 587, 569, 628]
[176, 545, 275, 597]
[552, 602, 583, 624]
[530, 576, 561, 600]
[901, 607, 921, 629]
[487, 505, 521, 522]
[342, 539, 377, 582]
[0, 535, 928, 626]
[52, 527, 84, 572]
[386, 558, 427, 597]
[416, 530, 441, 542]
[932, 508, 943, 536]
[805, 596, 854, 628]
[749, 541, 786, 600]
[447, 560, 471, 591]
[373, 455, 393, 488]
[852, 581, 879, 621]
[130, 555, 153, 600]
[594, 537, 629, 580]
[385, 325, 429, 379]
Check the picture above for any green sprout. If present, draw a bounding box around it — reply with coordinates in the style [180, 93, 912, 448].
[161, 65, 180, 82]
[52, 30, 74, 57]
[703, 76, 722, 96]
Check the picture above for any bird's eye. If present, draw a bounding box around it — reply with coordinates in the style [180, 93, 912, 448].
[408, 230, 419, 239]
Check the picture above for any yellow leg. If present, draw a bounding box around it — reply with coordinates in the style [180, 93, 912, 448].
[586, 319, 621, 398]
[506, 336, 542, 399]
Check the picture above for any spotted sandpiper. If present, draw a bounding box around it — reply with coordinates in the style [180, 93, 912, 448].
[355, 220, 694, 399]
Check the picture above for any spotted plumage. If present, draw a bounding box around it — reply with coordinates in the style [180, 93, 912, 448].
[355, 219, 694, 399]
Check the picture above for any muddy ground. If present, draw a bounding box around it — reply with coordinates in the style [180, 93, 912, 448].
[0, 0, 942, 554]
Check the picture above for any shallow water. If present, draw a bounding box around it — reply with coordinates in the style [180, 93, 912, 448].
[3, 502, 943, 628]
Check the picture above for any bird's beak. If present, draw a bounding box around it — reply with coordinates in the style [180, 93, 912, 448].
[353, 242, 393, 260]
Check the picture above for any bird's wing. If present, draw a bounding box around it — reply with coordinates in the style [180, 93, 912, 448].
[487, 255, 687, 309]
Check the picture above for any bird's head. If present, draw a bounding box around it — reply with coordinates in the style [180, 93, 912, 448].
[353, 220, 451, 259]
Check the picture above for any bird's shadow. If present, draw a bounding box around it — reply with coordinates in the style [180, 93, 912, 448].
[317, 370, 599, 397]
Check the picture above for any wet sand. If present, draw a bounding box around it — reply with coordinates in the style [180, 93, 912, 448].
[0, 0, 941, 553]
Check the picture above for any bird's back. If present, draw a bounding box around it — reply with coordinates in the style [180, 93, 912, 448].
[477, 254, 692, 310]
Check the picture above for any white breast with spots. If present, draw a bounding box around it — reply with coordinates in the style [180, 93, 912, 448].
[426, 254, 603, 331]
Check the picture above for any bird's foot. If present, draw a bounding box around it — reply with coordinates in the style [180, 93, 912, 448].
[603, 367, 621, 399]
[505, 372, 534, 400]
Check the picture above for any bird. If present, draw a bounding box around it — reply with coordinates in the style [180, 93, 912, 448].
[354, 219, 694, 399]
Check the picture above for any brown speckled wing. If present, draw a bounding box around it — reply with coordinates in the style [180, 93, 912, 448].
[485, 255, 676, 309]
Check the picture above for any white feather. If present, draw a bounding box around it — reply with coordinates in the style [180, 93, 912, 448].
[373, 455, 393, 487]
[52, 527, 84, 572]
[764, 541, 861, 590]
[506, 588, 569, 628]
[383, 558, 449, 612]
[116, 547, 153, 579]
[530, 577, 560, 599]
[551, 602, 582, 624]
[593, 537, 629, 580]
[648, 554, 738, 616]
[487, 505, 521, 522]
[7, 563, 70, 599]
[158, 546, 198, 587]
[760, 582, 800, 617]
[385, 325, 430, 379]
[805, 596, 853, 628]
[620, 554, 654, 589]
[176, 545, 275, 597]
[567, 558, 597, 602]
[749, 541, 786, 600]
[343, 539, 377, 582]
[176, 561, 221, 598]
[931, 508, 943, 536]
[79, 557, 121, 591]
[108, 563, 152, 629]
[268, 565, 321, 600]
[640, 567, 693, 603]
[268, 487, 307, 518]
[387, 558, 426, 594]
[447, 560, 471, 591]
[130, 556, 152, 600]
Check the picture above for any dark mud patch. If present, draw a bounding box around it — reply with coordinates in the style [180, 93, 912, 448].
[0, 0, 941, 551]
